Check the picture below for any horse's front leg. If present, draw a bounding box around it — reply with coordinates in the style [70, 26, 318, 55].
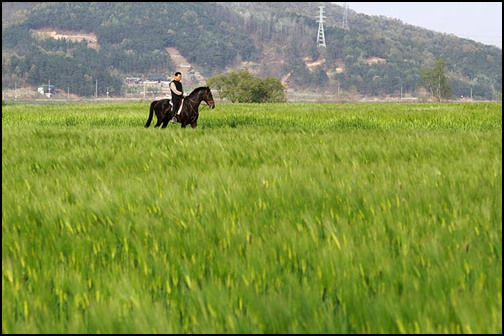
[190, 122, 197, 129]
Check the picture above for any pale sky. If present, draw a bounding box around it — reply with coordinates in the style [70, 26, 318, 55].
[342, 2, 502, 48]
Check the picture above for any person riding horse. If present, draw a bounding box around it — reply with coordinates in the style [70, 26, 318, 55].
[170, 71, 186, 123]
[145, 86, 215, 129]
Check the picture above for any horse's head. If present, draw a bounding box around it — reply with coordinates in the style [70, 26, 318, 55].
[202, 86, 215, 109]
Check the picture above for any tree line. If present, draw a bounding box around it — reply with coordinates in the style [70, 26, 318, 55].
[207, 71, 286, 103]
[2, 2, 501, 100]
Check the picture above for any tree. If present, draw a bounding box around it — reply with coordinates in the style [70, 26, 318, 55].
[419, 58, 453, 101]
[208, 70, 286, 103]
[312, 65, 329, 87]
[260, 77, 287, 103]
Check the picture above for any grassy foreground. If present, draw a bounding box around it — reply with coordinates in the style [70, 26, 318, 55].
[2, 102, 502, 333]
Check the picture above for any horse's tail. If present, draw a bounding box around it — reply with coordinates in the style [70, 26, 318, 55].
[145, 101, 156, 128]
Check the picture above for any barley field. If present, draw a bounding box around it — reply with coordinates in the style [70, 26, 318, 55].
[2, 102, 502, 333]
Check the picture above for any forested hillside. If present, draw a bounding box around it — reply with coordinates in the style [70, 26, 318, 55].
[2, 2, 501, 99]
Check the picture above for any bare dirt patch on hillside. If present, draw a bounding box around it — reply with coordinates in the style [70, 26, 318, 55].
[165, 47, 205, 86]
[33, 28, 99, 49]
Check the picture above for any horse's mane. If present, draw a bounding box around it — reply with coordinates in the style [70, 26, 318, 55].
[189, 86, 210, 96]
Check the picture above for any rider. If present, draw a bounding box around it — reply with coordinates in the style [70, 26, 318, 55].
[170, 71, 186, 123]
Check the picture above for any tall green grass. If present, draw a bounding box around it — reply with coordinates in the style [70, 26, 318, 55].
[2, 102, 502, 333]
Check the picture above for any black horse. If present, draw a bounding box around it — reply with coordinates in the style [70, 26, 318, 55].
[144, 86, 215, 129]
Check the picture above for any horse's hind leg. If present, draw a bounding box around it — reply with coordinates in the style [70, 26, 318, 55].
[161, 118, 170, 128]
[156, 113, 168, 127]
[161, 107, 172, 128]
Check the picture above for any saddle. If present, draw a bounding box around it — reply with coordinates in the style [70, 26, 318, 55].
[170, 99, 184, 114]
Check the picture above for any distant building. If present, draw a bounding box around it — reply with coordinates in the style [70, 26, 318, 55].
[38, 84, 57, 97]
[124, 77, 142, 84]
[147, 74, 167, 83]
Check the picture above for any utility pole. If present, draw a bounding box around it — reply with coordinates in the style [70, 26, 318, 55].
[316, 5, 327, 48]
[95, 80, 98, 99]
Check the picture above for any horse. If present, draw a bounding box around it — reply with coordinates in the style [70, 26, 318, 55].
[144, 86, 215, 129]
[144, 98, 171, 128]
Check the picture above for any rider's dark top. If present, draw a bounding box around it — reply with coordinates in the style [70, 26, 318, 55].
[170, 80, 183, 98]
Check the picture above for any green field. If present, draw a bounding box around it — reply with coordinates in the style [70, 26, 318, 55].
[2, 102, 502, 333]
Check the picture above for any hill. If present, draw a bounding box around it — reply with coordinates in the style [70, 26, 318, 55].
[2, 2, 502, 100]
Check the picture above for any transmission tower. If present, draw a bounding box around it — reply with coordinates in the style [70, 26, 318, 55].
[316, 5, 327, 48]
[342, 3, 349, 30]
